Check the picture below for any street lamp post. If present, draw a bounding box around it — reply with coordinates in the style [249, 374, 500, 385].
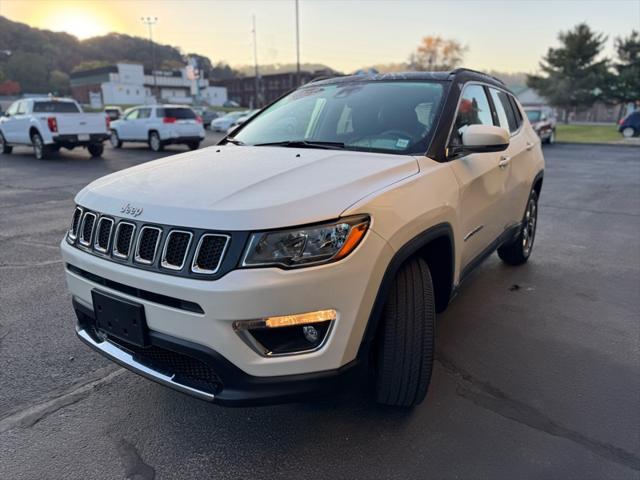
[141, 16, 158, 101]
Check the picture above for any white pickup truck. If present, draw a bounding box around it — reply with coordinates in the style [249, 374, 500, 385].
[0, 97, 110, 159]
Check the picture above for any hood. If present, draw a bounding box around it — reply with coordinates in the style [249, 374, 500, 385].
[76, 145, 419, 230]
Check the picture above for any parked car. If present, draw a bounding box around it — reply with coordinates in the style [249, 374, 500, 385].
[61, 69, 544, 407]
[210, 111, 247, 132]
[223, 100, 240, 108]
[225, 109, 259, 134]
[109, 104, 205, 152]
[0, 97, 109, 159]
[618, 111, 640, 138]
[525, 107, 556, 144]
[104, 106, 123, 121]
[193, 107, 220, 128]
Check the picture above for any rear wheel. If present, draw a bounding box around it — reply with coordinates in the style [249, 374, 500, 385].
[109, 130, 122, 148]
[621, 127, 636, 138]
[498, 189, 538, 265]
[375, 257, 435, 407]
[88, 143, 104, 158]
[187, 141, 200, 151]
[148, 131, 163, 152]
[0, 132, 12, 154]
[31, 132, 50, 160]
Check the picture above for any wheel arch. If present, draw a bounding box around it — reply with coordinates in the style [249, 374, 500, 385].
[29, 126, 41, 140]
[532, 170, 544, 199]
[357, 222, 455, 358]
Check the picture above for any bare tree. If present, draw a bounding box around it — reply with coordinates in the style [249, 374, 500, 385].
[409, 36, 466, 71]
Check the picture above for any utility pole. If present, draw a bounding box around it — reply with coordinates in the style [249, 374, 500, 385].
[141, 16, 158, 101]
[252, 14, 260, 108]
[295, 0, 300, 86]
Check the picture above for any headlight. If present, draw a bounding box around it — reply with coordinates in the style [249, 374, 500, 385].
[241, 215, 369, 268]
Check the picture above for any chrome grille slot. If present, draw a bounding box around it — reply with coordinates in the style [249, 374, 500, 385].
[191, 234, 229, 274]
[113, 222, 136, 259]
[69, 207, 83, 240]
[135, 226, 162, 265]
[161, 230, 193, 270]
[94, 217, 114, 253]
[79, 212, 97, 247]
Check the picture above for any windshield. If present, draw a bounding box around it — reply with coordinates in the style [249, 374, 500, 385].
[526, 110, 542, 122]
[232, 81, 445, 155]
[33, 101, 80, 113]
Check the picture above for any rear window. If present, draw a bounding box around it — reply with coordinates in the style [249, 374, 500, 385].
[157, 108, 196, 119]
[33, 101, 80, 113]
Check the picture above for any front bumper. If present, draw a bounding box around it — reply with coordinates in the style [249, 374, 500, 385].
[74, 299, 360, 405]
[61, 229, 392, 383]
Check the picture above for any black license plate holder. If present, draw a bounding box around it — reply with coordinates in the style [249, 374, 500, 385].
[91, 289, 149, 347]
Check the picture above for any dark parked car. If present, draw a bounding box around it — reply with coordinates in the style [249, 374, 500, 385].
[525, 107, 556, 144]
[619, 111, 640, 138]
[193, 108, 220, 128]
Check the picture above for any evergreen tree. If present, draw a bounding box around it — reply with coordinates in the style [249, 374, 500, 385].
[527, 23, 610, 122]
[610, 30, 640, 117]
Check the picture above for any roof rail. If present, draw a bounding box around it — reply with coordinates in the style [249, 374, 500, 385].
[448, 68, 506, 85]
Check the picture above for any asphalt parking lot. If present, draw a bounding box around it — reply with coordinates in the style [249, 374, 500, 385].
[0, 137, 638, 479]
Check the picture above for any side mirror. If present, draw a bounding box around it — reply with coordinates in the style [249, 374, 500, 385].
[459, 124, 509, 154]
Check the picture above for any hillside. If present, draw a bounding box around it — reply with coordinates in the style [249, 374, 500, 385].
[0, 16, 235, 94]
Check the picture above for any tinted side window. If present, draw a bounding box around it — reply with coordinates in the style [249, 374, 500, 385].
[138, 108, 151, 119]
[508, 95, 523, 129]
[489, 88, 518, 133]
[451, 84, 493, 145]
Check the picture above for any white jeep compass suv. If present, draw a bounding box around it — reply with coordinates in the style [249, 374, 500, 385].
[61, 70, 544, 407]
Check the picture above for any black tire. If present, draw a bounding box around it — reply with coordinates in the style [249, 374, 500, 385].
[544, 129, 555, 144]
[31, 132, 50, 160]
[375, 257, 435, 407]
[498, 189, 538, 265]
[148, 131, 163, 152]
[187, 141, 200, 151]
[0, 132, 12, 154]
[88, 143, 104, 158]
[109, 130, 122, 148]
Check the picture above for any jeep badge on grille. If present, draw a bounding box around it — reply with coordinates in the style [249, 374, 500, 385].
[120, 203, 144, 218]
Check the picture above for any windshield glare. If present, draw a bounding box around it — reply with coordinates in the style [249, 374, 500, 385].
[233, 81, 445, 155]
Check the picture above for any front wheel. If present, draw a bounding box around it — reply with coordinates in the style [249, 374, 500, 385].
[88, 143, 104, 158]
[545, 129, 556, 144]
[0, 132, 12, 154]
[109, 130, 122, 148]
[375, 257, 435, 407]
[498, 190, 538, 265]
[31, 132, 50, 160]
[148, 132, 163, 152]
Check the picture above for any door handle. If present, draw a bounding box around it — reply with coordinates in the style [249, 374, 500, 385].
[498, 155, 511, 169]
[526, 142, 534, 151]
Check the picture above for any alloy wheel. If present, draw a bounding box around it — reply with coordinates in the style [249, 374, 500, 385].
[522, 197, 537, 256]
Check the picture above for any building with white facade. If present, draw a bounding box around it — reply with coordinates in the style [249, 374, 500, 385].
[70, 63, 227, 107]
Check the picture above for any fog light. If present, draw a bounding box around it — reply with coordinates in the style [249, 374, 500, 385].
[233, 309, 336, 356]
[302, 325, 319, 343]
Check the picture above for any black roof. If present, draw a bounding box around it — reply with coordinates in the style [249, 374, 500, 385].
[308, 68, 509, 91]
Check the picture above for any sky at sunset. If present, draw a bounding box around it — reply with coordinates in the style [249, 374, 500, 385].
[1, 0, 639, 73]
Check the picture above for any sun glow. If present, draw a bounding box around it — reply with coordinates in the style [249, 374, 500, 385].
[45, 9, 111, 39]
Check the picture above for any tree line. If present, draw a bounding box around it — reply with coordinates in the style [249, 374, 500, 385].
[0, 16, 237, 95]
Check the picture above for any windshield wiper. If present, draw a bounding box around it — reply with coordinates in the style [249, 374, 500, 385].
[254, 140, 346, 150]
[221, 137, 245, 146]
